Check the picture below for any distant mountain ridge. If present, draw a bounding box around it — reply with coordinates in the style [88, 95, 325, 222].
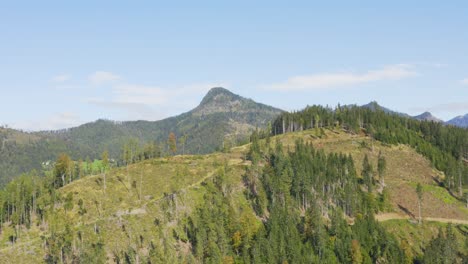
[48, 87, 283, 155]
[446, 114, 468, 128]
[0, 87, 283, 185]
[412, 111, 443, 123]
[1, 93, 466, 186]
[361, 101, 411, 117]
[361, 102, 468, 127]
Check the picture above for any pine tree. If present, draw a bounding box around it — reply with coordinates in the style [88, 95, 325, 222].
[362, 155, 373, 193]
[54, 153, 72, 188]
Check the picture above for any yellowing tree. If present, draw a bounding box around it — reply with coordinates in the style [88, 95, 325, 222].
[168, 132, 177, 155]
[102, 150, 109, 171]
[351, 239, 363, 264]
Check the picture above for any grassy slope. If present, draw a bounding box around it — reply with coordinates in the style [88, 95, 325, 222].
[273, 129, 468, 220]
[1, 128, 466, 263]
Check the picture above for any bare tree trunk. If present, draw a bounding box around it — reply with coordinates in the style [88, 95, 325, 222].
[418, 199, 422, 224]
[139, 172, 143, 201]
[466, 192, 468, 208]
[126, 163, 129, 184]
[458, 171, 462, 197]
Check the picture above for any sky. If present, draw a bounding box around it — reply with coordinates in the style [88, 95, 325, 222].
[1, 1, 467, 131]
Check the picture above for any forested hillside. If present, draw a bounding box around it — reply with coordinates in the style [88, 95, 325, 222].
[1, 95, 467, 263]
[272, 103, 468, 197]
[0, 88, 282, 185]
[0, 125, 467, 263]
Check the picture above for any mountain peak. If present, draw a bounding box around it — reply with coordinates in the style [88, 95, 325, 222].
[199, 87, 238, 106]
[413, 112, 442, 123]
[193, 87, 282, 117]
[361, 101, 409, 117]
[446, 113, 468, 128]
[206, 87, 234, 96]
[362, 101, 381, 110]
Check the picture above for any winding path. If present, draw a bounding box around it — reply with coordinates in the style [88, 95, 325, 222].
[376, 213, 468, 225]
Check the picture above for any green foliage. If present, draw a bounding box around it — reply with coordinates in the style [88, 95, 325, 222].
[185, 140, 409, 263]
[416, 183, 423, 202]
[0, 88, 282, 185]
[362, 154, 374, 193]
[423, 225, 459, 264]
[0, 120, 466, 263]
[272, 104, 468, 196]
[54, 153, 72, 188]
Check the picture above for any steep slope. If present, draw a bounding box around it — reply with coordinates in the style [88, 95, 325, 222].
[446, 113, 468, 128]
[1, 129, 467, 263]
[274, 129, 468, 220]
[0, 88, 283, 185]
[412, 111, 443, 123]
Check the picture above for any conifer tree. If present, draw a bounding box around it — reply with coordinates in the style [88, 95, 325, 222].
[362, 154, 373, 193]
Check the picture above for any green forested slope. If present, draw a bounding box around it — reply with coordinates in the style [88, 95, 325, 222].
[272, 103, 468, 196]
[0, 88, 282, 185]
[1, 128, 467, 263]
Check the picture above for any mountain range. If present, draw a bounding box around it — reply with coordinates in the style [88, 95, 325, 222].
[362, 101, 467, 127]
[2, 98, 467, 263]
[0, 87, 466, 185]
[446, 113, 468, 128]
[413, 112, 443, 123]
[0, 87, 282, 185]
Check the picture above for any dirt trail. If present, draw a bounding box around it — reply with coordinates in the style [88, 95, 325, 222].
[376, 213, 468, 225]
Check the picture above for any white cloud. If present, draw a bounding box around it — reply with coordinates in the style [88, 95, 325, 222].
[410, 102, 468, 113]
[88, 80, 227, 120]
[51, 74, 71, 83]
[88, 71, 121, 85]
[262, 64, 417, 91]
[112, 84, 169, 105]
[12, 112, 82, 131]
[87, 99, 162, 121]
[108, 83, 223, 106]
[461, 78, 468, 85]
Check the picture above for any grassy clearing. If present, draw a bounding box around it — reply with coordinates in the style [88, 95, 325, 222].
[267, 129, 467, 220]
[1, 128, 466, 263]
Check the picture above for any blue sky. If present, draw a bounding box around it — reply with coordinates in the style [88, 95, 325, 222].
[1, 1, 467, 130]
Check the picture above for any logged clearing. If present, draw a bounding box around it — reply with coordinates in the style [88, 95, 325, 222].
[273, 129, 468, 221]
[1, 128, 466, 263]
